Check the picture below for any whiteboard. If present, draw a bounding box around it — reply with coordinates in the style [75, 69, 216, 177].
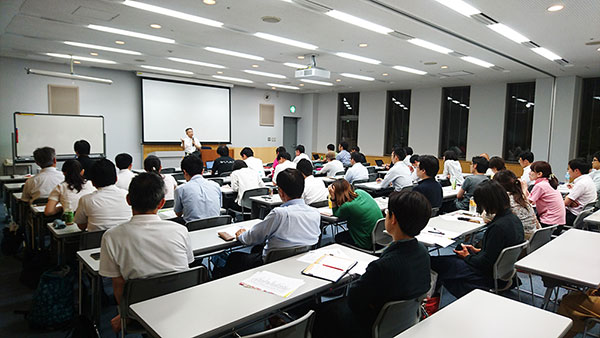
[14, 112, 104, 161]
[142, 78, 231, 143]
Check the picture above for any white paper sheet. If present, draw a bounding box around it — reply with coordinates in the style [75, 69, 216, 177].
[240, 271, 305, 298]
[297, 248, 350, 263]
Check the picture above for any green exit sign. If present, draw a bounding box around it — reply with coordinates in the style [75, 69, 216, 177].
[290, 105, 296, 113]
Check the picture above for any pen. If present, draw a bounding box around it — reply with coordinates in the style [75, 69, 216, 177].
[323, 264, 344, 271]
[428, 229, 445, 235]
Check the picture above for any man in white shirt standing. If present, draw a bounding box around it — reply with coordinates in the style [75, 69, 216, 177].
[293, 144, 311, 164]
[344, 152, 369, 184]
[519, 151, 534, 186]
[564, 158, 597, 226]
[378, 147, 412, 191]
[180, 127, 202, 156]
[100, 172, 193, 332]
[21, 147, 64, 202]
[115, 153, 136, 190]
[272, 152, 296, 184]
[240, 147, 266, 178]
[320, 151, 345, 177]
[297, 159, 328, 205]
[74, 159, 132, 231]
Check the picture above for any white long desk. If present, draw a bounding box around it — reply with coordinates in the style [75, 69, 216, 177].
[442, 186, 459, 200]
[584, 209, 600, 226]
[130, 244, 377, 338]
[395, 289, 572, 338]
[515, 229, 600, 289]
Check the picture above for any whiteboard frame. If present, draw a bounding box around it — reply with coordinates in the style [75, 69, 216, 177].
[13, 112, 106, 163]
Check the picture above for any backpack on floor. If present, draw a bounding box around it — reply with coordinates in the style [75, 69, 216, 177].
[27, 265, 75, 329]
[1, 226, 23, 255]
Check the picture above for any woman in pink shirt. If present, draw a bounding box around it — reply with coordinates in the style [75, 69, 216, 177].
[271, 146, 286, 169]
[528, 161, 566, 226]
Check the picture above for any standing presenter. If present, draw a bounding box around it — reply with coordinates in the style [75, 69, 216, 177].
[180, 127, 202, 156]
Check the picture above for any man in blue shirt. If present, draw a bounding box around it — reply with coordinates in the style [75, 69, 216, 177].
[215, 168, 321, 277]
[344, 152, 369, 184]
[174, 154, 222, 223]
[336, 141, 351, 166]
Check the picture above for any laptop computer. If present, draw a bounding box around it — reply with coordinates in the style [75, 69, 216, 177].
[205, 161, 214, 170]
[312, 154, 320, 160]
[375, 159, 384, 166]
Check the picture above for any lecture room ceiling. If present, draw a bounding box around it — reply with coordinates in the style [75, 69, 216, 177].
[1, 0, 599, 92]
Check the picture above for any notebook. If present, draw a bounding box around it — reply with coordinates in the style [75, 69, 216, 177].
[302, 254, 357, 283]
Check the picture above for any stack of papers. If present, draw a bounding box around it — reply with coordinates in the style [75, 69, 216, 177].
[158, 209, 177, 220]
[217, 223, 256, 239]
[318, 207, 333, 217]
[416, 226, 461, 247]
[302, 254, 357, 283]
[240, 271, 305, 298]
[441, 211, 484, 224]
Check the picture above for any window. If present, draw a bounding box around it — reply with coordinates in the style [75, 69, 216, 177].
[503, 82, 535, 162]
[577, 77, 600, 159]
[337, 92, 359, 148]
[439, 86, 470, 159]
[384, 90, 411, 155]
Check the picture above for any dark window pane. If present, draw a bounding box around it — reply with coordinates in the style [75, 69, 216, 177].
[503, 82, 536, 162]
[577, 77, 600, 160]
[439, 86, 470, 159]
[384, 90, 411, 155]
[337, 92, 360, 148]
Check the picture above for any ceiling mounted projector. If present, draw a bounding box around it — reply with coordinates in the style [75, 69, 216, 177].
[294, 55, 330, 79]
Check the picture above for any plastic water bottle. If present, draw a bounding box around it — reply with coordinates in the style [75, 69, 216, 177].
[564, 171, 570, 183]
[451, 178, 457, 190]
[469, 197, 477, 214]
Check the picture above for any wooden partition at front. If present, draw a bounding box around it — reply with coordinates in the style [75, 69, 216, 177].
[142, 144, 278, 165]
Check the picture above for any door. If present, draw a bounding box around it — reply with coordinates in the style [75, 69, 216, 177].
[283, 117, 298, 160]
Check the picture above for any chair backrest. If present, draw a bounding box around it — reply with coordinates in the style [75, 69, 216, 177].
[352, 179, 368, 188]
[367, 166, 377, 174]
[334, 170, 346, 176]
[573, 208, 594, 230]
[372, 294, 426, 338]
[209, 178, 224, 186]
[431, 207, 440, 217]
[120, 266, 208, 324]
[172, 173, 185, 182]
[161, 167, 176, 174]
[264, 245, 311, 264]
[241, 310, 315, 338]
[527, 225, 558, 254]
[372, 218, 392, 250]
[162, 199, 174, 209]
[493, 240, 529, 281]
[309, 200, 329, 208]
[241, 187, 271, 210]
[79, 229, 106, 250]
[401, 185, 414, 192]
[31, 197, 49, 205]
[185, 215, 232, 232]
[219, 171, 232, 177]
[368, 173, 378, 182]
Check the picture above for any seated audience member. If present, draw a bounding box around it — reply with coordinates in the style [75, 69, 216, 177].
[272, 151, 296, 184]
[212, 145, 235, 176]
[74, 159, 132, 231]
[313, 190, 432, 338]
[329, 179, 383, 250]
[240, 147, 266, 178]
[293, 144, 311, 164]
[413, 155, 443, 208]
[297, 159, 328, 205]
[378, 146, 411, 191]
[455, 156, 489, 210]
[558, 287, 600, 338]
[488, 156, 506, 175]
[519, 151, 535, 186]
[230, 160, 265, 210]
[564, 158, 597, 226]
[144, 155, 178, 201]
[442, 150, 464, 185]
[344, 152, 369, 184]
[99, 172, 193, 332]
[115, 153, 135, 190]
[271, 146, 286, 170]
[528, 161, 566, 227]
[174, 154, 222, 223]
[350, 146, 367, 164]
[409, 154, 420, 182]
[589, 151, 600, 196]
[74, 140, 95, 179]
[403, 146, 414, 166]
[327, 143, 336, 153]
[320, 151, 345, 177]
[479, 153, 495, 176]
[494, 170, 540, 240]
[45, 159, 95, 216]
[21, 147, 64, 202]
[217, 169, 321, 276]
[431, 180, 524, 299]
[336, 141, 351, 166]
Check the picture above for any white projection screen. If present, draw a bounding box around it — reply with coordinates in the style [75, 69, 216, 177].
[141, 78, 231, 143]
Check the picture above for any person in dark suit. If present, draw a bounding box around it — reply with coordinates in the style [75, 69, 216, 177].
[313, 190, 432, 338]
[74, 139, 95, 180]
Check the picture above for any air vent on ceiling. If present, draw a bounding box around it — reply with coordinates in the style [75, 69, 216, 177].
[490, 66, 505, 72]
[389, 31, 413, 40]
[71, 6, 119, 21]
[471, 13, 497, 25]
[555, 59, 570, 66]
[449, 51, 467, 57]
[522, 41, 539, 48]
[296, 0, 331, 13]
[439, 70, 473, 77]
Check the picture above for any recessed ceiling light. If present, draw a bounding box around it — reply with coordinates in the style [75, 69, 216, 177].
[461, 56, 494, 68]
[283, 62, 306, 68]
[382, 73, 389, 76]
[408, 38, 453, 54]
[300, 79, 333, 86]
[441, 65, 448, 69]
[272, 87, 276, 90]
[150, 23, 162, 29]
[336, 79, 341, 82]
[299, 83, 304, 86]
[205, 47, 264, 60]
[297, 55, 305, 60]
[251, 64, 259, 68]
[423, 61, 437, 65]
[488, 23, 529, 43]
[88, 24, 175, 44]
[547, 4, 564, 12]
[73, 60, 81, 64]
[340, 73, 375, 81]
[216, 71, 223, 74]
[90, 52, 99, 56]
[140, 65, 193, 75]
[393, 65, 427, 75]
[597, 47, 600, 51]
[261, 16, 281, 23]
[434, 0, 481, 16]
[325, 10, 393, 35]
[123, 0, 223, 27]
[531, 47, 562, 60]
[243, 69, 286, 79]
[213, 75, 253, 83]
[358, 43, 368, 48]
[115, 40, 125, 45]
[203, 0, 216, 5]
[65, 41, 141, 55]
[336, 52, 381, 65]
[46, 53, 117, 64]
[167, 57, 226, 69]
[267, 83, 300, 90]
[254, 32, 318, 50]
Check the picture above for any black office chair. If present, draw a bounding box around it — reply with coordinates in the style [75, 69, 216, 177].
[162, 199, 175, 209]
[185, 215, 232, 232]
[79, 230, 107, 250]
[264, 245, 311, 264]
[228, 187, 270, 221]
[161, 167, 176, 174]
[372, 294, 426, 338]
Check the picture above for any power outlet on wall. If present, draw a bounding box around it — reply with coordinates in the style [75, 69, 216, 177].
[272, 137, 276, 142]
[267, 137, 272, 141]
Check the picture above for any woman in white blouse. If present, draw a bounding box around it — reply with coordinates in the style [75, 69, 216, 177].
[442, 150, 464, 185]
[44, 159, 95, 216]
[144, 155, 178, 201]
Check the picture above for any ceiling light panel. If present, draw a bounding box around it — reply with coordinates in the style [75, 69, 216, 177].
[408, 38, 453, 54]
[213, 75, 253, 83]
[325, 10, 393, 35]
[434, 0, 481, 16]
[243, 70, 286, 78]
[488, 23, 529, 43]
[140, 65, 193, 74]
[460, 56, 494, 68]
[336, 52, 381, 64]
[205, 47, 264, 60]
[531, 47, 562, 60]
[168, 57, 225, 69]
[300, 79, 333, 86]
[393, 65, 427, 75]
[123, 0, 223, 27]
[267, 83, 300, 90]
[340, 73, 375, 81]
[88, 24, 175, 44]
[254, 32, 318, 50]
[283, 62, 307, 68]
[45, 53, 116, 64]
[64, 41, 142, 55]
